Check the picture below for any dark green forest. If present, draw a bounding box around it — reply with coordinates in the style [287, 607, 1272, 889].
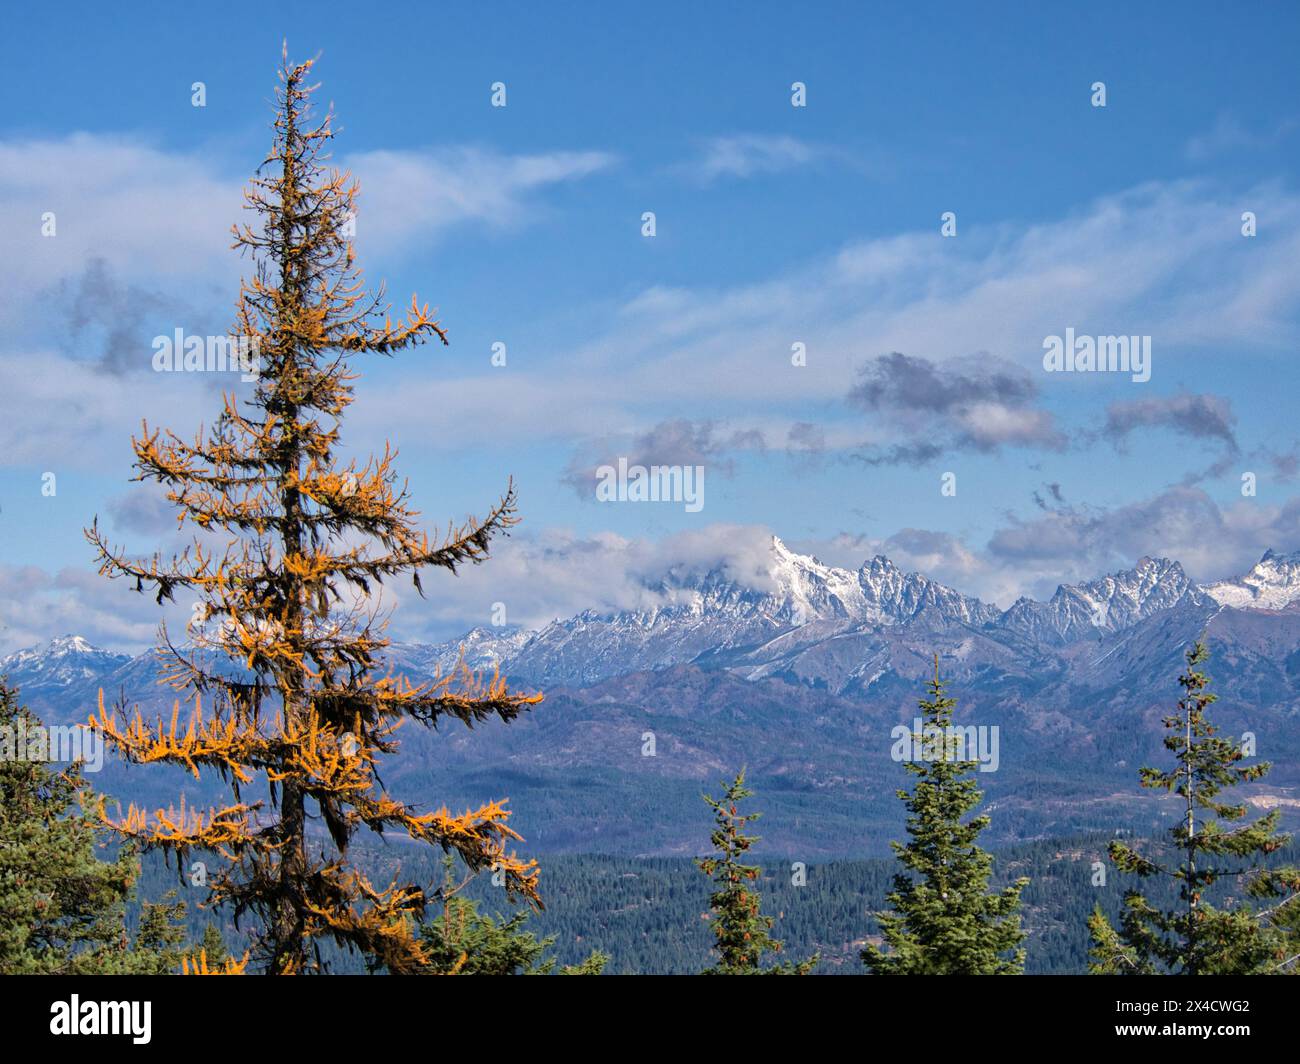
[129, 836, 1300, 975]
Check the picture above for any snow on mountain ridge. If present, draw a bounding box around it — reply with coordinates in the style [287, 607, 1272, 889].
[573, 536, 993, 632]
[996, 556, 1206, 645]
[9, 544, 1300, 694]
[386, 625, 533, 676]
[0, 634, 131, 691]
[1202, 549, 1300, 610]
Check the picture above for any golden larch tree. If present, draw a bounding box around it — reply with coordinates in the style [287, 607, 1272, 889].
[85, 50, 542, 974]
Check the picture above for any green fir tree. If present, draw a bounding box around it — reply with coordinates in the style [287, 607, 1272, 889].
[863, 658, 1027, 974]
[1090, 641, 1300, 975]
[0, 681, 189, 974]
[419, 858, 606, 974]
[199, 922, 232, 968]
[132, 891, 190, 974]
[697, 769, 816, 975]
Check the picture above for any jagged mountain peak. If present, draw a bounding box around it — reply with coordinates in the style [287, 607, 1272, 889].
[498, 538, 1002, 687]
[673, 537, 992, 627]
[387, 624, 534, 677]
[1071, 555, 1193, 602]
[769, 533, 797, 558]
[0, 634, 130, 692]
[3, 633, 115, 662]
[13, 545, 1300, 702]
[1203, 548, 1300, 610]
[853, 553, 997, 629]
[45, 634, 98, 654]
[998, 556, 1205, 645]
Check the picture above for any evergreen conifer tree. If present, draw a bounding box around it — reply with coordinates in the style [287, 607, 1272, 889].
[0, 681, 189, 973]
[419, 858, 606, 974]
[1089, 641, 1300, 974]
[863, 658, 1027, 974]
[697, 770, 816, 975]
[198, 922, 232, 967]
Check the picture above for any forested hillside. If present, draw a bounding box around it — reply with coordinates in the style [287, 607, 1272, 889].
[130, 836, 1300, 975]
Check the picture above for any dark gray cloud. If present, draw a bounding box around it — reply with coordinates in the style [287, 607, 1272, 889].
[851, 440, 946, 467]
[785, 421, 826, 464]
[1264, 448, 1300, 482]
[987, 486, 1300, 585]
[848, 352, 1064, 464]
[1103, 392, 1239, 451]
[849, 351, 1037, 414]
[561, 418, 765, 496]
[1031, 482, 1066, 510]
[633, 418, 765, 467]
[54, 258, 217, 377]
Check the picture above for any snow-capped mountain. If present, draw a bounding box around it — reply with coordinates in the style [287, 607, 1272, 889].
[493, 540, 1232, 688]
[8, 540, 1300, 702]
[1202, 549, 1300, 610]
[996, 556, 1209, 646]
[386, 625, 534, 676]
[854, 552, 1002, 628]
[0, 635, 129, 693]
[500, 537, 999, 686]
[8, 543, 1300, 857]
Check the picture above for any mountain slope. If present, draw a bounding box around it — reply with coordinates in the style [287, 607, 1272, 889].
[7, 543, 1300, 856]
[0, 635, 129, 697]
[1203, 549, 1300, 610]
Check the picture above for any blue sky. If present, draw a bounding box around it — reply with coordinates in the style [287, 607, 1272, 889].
[1, 1, 1299, 653]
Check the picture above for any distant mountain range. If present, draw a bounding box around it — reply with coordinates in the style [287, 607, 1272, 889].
[0, 634, 131, 695]
[381, 539, 1300, 703]
[6, 539, 1300, 857]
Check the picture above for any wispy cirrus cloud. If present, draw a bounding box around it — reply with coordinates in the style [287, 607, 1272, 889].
[0, 131, 619, 467]
[676, 132, 887, 185]
[8, 173, 1299, 476]
[686, 134, 820, 183]
[346, 146, 616, 255]
[0, 133, 615, 306]
[1184, 112, 1298, 163]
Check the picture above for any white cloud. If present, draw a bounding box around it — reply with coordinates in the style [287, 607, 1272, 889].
[688, 134, 819, 183]
[0, 133, 614, 322]
[0, 523, 781, 655]
[0, 347, 225, 468]
[10, 484, 1300, 656]
[1185, 113, 1297, 163]
[0, 134, 242, 312]
[346, 146, 616, 256]
[0, 132, 619, 468]
[8, 156, 1297, 470]
[0, 561, 186, 658]
[551, 180, 1300, 421]
[338, 179, 1300, 458]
